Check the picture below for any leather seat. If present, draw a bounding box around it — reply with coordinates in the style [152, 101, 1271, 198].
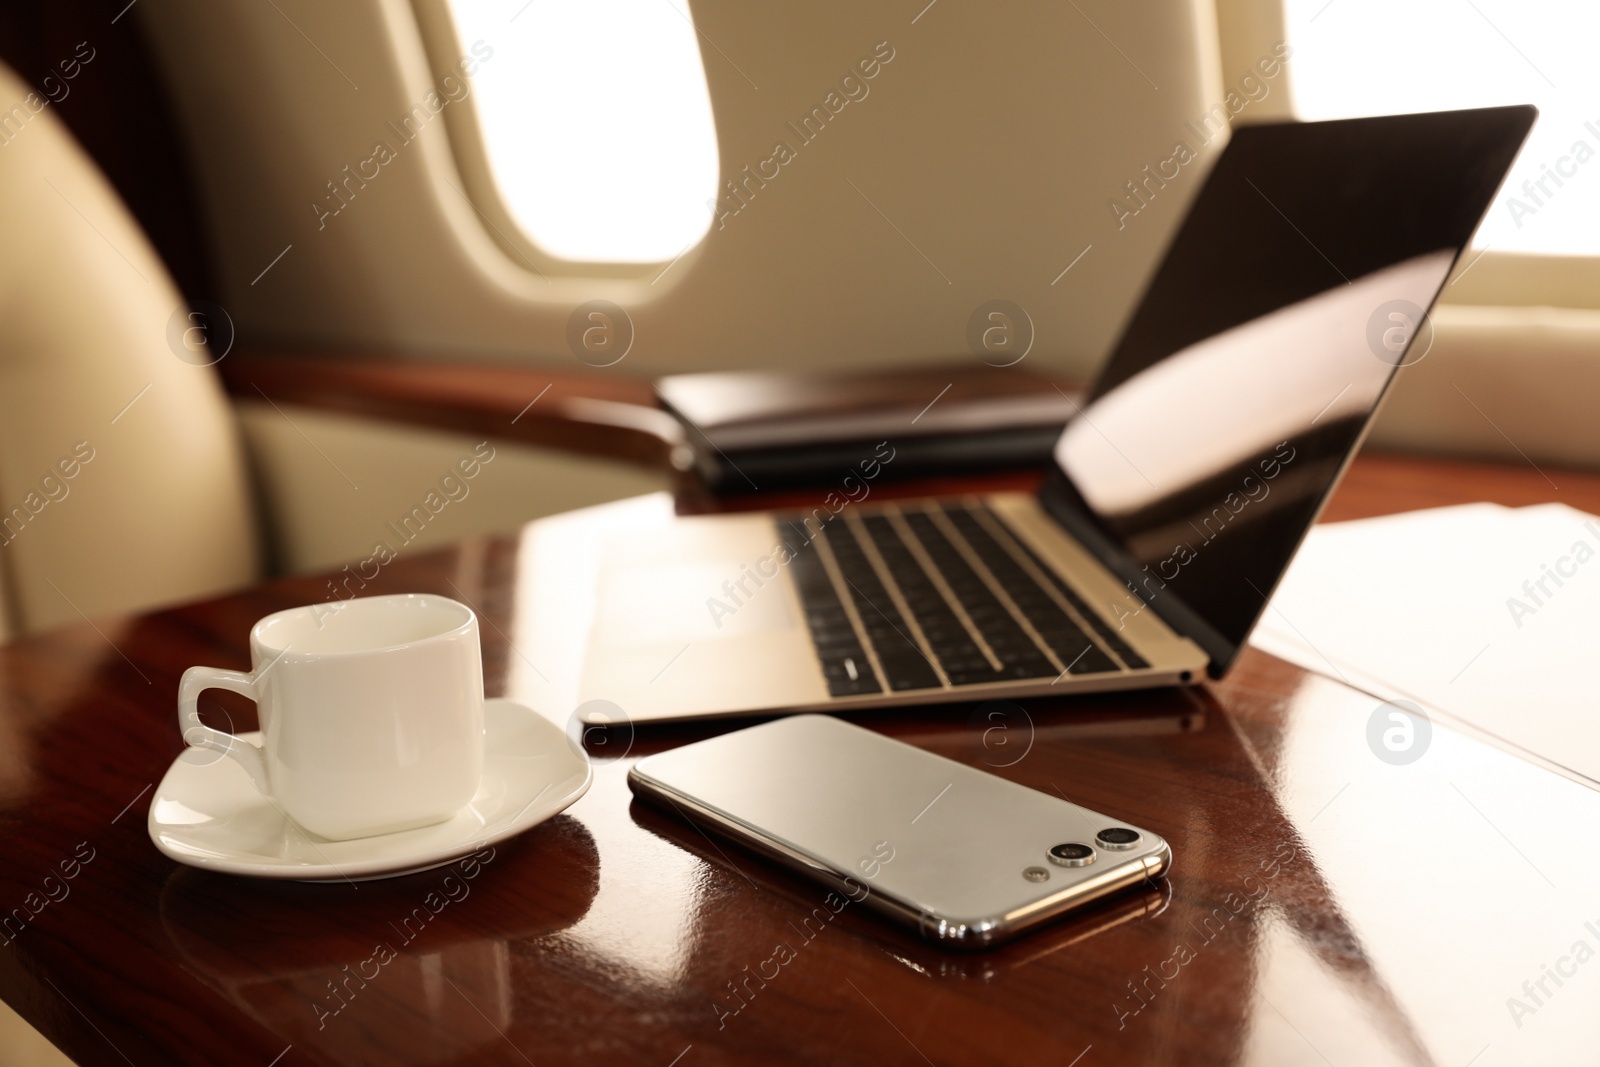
[0, 59, 672, 644]
[0, 61, 259, 640]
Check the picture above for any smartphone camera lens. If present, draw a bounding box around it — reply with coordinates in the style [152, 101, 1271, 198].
[1095, 827, 1141, 851]
[1047, 842, 1095, 868]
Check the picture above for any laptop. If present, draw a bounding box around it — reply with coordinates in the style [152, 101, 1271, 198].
[576, 106, 1536, 723]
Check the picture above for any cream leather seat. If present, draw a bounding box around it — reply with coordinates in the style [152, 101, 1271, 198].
[0, 62, 260, 641]
[1, 58, 232, 1067]
[0, 60, 670, 643]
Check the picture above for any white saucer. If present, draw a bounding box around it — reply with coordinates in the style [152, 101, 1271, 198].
[148, 699, 591, 882]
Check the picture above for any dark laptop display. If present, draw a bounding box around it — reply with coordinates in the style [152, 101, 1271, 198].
[1042, 106, 1536, 675]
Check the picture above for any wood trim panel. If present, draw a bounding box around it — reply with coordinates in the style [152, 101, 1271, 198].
[219, 351, 685, 471]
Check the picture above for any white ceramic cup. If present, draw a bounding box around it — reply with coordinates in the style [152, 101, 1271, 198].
[177, 593, 485, 841]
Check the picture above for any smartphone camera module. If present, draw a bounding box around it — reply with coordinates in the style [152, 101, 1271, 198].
[1047, 842, 1095, 867]
[1095, 827, 1141, 851]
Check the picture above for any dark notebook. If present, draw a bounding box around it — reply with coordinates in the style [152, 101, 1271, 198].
[655, 365, 1078, 491]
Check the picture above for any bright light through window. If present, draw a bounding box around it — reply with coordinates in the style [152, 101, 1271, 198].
[1284, 0, 1600, 255]
[442, 0, 720, 263]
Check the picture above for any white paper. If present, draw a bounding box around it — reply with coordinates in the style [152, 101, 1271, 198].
[1251, 502, 1600, 783]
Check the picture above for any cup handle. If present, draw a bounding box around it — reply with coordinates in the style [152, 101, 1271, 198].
[178, 666, 269, 796]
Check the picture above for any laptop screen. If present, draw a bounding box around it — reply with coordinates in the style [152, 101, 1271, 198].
[1040, 107, 1535, 676]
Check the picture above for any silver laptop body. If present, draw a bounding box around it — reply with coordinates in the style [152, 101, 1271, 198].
[569, 106, 1535, 724]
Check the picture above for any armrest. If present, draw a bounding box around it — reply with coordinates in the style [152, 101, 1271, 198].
[218, 351, 687, 471]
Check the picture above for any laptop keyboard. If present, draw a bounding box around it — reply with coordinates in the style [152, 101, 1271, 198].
[781, 502, 1147, 698]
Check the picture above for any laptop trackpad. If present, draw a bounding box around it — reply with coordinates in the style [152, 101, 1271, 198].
[582, 517, 827, 719]
[592, 515, 800, 646]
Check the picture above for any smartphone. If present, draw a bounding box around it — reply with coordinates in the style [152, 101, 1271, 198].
[626, 714, 1171, 948]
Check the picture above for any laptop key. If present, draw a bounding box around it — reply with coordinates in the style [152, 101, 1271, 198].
[823, 672, 883, 698]
[941, 505, 1141, 672]
[1051, 634, 1120, 675]
[786, 532, 885, 696]
[875, 653, 942, 692]
[899, 512, 1058, 678]
[788, 503, 1134, 696]
[944, 669, 1000, 687]
[953, 508, 1145, 671]
[820, 653, 881, 697]
[816, 522, 944, 691]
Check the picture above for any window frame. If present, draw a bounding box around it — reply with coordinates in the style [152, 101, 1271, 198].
[407, 0, 718, 282]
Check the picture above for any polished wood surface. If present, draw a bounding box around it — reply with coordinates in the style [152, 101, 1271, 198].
[220, 351, 685, 470]
[3, 451, 1600, 1066]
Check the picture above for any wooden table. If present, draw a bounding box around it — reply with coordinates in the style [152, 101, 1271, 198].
[4, 451, 1600, 1067]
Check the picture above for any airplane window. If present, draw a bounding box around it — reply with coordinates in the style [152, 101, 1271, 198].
[439, 0, 720, 264]
[1284, 0, 1600, 256]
